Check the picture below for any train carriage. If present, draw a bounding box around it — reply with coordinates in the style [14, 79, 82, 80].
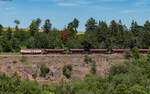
[89, 49, 107, 54]
[21, 49, 42, 55]
[138, 49, 149, 53]
[112, 49, 130, 53]
[69, 49, 85, 54]
[44, 49, 64, 54]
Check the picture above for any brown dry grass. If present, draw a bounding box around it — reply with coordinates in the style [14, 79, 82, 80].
[3, 28, 85, 35]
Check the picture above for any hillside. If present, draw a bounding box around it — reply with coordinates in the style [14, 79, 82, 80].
[0, 54, 126, 83]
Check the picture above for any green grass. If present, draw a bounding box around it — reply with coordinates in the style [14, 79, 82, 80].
[0, 52, 20, 55]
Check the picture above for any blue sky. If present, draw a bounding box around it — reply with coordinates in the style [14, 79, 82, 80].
[0, 0, 150, 31]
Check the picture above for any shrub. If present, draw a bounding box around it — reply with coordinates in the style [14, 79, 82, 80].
[115, 84, 129, 94]
[21, 56, 27, 63]
[40, 64, 50, 77]
[91, 61, 96, 75]
[84, 55, 92, 64]
[109, 63, 128, 76]
[147, 48, 150, 61]
[124, 51, 132, 59]
[13, 60, 17, 64]
[32, 72, 37, 79]
[63, 64, 72, 79]
[132, 46, 139, 59]
[130, 85, 147, 94]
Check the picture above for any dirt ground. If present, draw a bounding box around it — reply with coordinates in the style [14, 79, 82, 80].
[0, 54, 127, 83]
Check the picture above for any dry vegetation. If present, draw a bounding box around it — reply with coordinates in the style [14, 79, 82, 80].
[3, 27, 84, 35]
[0, 54, 126, 83]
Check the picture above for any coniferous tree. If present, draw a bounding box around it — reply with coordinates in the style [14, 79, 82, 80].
[43, 19, 52, 34]
[85, 18, 97, 31]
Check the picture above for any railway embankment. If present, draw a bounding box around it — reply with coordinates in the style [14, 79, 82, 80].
[0, 54, 126, 83]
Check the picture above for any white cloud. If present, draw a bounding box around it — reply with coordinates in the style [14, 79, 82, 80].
[120, 10, 136, 14]
[5, 6, 15, 10]
[135, 0, 150, 7]
[57, 0, 90, 7]
[98, 0, 125, 2]
[57, 3, 77, 6]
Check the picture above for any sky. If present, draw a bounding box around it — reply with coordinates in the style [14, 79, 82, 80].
[0, 0, 150, 31]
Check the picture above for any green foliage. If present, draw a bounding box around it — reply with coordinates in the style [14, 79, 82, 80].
[0, 37, 12, 52]
[147, 48, 150, 61]
[21, 56, 27, 63]
[124, 51, 132, 59]
[91, 61, 96, 75]
[63, 64, 72, 79]
[40, 64, 50, 77]
[1, 55, 150, 94]
[132, 46, 140, 59]
[1, 19, 150, 52]
[67, 18, 79, 38]
[115, 84, 129, 94]
[109, 63, 128, 76]
[43, 19, 52, 34]
[29, 18, 41, 36]
[84, 55, 92, 64]
[130, 85, 147, 94]
[85, 18, 97, 31]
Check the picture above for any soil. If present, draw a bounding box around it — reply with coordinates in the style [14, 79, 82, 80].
[0, 54, 127, 83]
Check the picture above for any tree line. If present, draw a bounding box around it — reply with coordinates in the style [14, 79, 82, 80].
[1, 18, 150, 52]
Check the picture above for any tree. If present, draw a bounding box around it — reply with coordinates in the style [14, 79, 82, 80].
[0, 37, 12, 52]
[34, 32, 49, 49]
[6, 27, 12, 40]
[67, 18, 79, 38]
[85, 18, 97, 31]
[14, 19, 20, 30]
[96, 21, 108, 43]
[48, 28, 63, 49]
[0, 24, 3, 36]
[43, 19, 52, 34]
[29, 18, 41, 36]
[144, 20, 150, 32]
[130, 21, 139, 36]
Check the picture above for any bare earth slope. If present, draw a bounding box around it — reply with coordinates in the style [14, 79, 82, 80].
[0, 54, 126, 83]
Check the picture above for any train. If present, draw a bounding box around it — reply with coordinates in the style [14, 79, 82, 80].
[20, 49, 150, 55]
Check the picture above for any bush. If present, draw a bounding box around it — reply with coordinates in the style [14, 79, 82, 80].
[124, 51, 132, 59]
[84, 55, 92, 64]
[115, 84, 129, 94]
[13, 60, 17, 64]
[40, 64, 50, 77]
[21, 56, 27, 63]
[132, 46, 139, 59]
[130, 85, 147, 94]
[91, 61, 96, 75]
[109, 63, 128, 76]
[63, 64, 72, 79]
[147, 48, 150, 61]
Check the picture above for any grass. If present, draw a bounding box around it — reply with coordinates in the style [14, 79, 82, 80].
[3, 27, 85, 35]
[0, 52, 20, 55]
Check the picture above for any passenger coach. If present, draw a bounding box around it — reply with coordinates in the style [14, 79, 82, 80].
[21, 49, 42, 55]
